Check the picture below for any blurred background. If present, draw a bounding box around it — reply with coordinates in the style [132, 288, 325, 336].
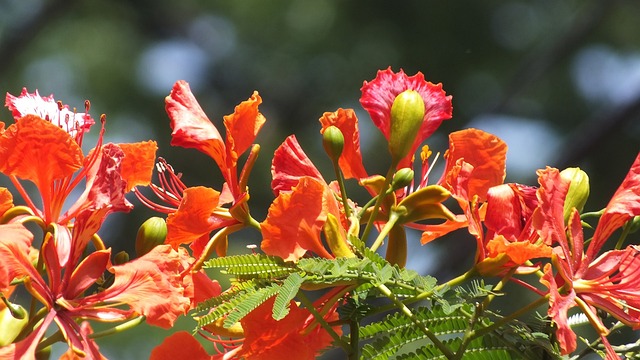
[1, 0, 640, 358]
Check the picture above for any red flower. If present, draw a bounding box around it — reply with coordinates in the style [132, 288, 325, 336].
[360, 67, 452, 169]
[538, 154, 640, 358]
[0, 223, 190, 358]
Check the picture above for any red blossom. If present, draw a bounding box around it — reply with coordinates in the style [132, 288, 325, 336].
[538, 153, 640, 358]
[360, 67, 452, 169]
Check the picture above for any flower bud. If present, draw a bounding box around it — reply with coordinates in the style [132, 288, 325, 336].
[391, 168, 414, 191]
[560, 167, 590, 223]
[389, 90, 425, 163]
[0, 304, 28, 346]
[322, 125, 344, 162]
[135, 217, 167, 257]
[114, 251, 130, 265]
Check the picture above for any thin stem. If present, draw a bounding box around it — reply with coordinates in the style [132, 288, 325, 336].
[361, 165, 397, 244]
[332, 159, 352, 219]
[470, 295, 549, 341]
[349, 319, 360, 360]
[89, 316, 146, 339]
[614, 219, 633, 250]
[296, 291, 351, 353]
[377, 283, 455, 359]
[369, 212, 399, 253]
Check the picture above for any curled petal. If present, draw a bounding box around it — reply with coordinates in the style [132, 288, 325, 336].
[439, 129, 507, 202]
[271, 135, 324, 195]
[0, 188, 13, 218]
[540, 264, 577, 355]
[261, 177, 333, 261]
[166, 80, 226, 169]
[589, 152, 640, 260]
[533, 167, 571, 248]
[223, 91, 266, 168]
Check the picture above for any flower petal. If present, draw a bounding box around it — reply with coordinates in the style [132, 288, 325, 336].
[166, 80, 226, 169]
[82, 245, 190, 329]
[439, 129, 507, 202]
[150, 332, 213, 360]
[223, 91, 266, 168]
[261, 176, 333, 261]
[118, 140, 158, 191]
[0, 188, 13, 217]
[238, 297, 340, 360]
[5, 88, 94, 136]
[540, 264, 577, 355]
[588, 152, 640, 260]
[0, 115, 83, 188]
[166, 186, 234, 249]
[271, 135, 324, 195]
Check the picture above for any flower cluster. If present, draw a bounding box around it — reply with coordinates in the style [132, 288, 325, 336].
[1, 67, 639, 359]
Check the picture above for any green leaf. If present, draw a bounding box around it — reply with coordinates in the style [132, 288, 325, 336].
[272, 273, 304, 320]
[204, 254, 295, 279]
[223, 283, 282, 328]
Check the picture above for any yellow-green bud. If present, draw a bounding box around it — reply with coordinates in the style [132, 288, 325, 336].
[391, 168, 414, 191]
[560, 167, 590, 223]
[389, 90, 425, 163]
[0, 304, 28, 346]
[135, 217, 167, 257]
[322, 125, 344, 162]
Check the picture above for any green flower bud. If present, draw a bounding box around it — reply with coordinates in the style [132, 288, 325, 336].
[135, 217, 167, 257]
[0, 304, 28, 346]
[560, 167, 590, 223]
[389, 90, 425, 163]
[114, 251, 130, 265]
[322, 125, 344, 162]
[391, 168, 414, 191]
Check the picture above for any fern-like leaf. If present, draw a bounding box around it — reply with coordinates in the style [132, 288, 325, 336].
[204, 253, 295, 279]
[222, 283, 282, 327]
[272, 272, 304, 320]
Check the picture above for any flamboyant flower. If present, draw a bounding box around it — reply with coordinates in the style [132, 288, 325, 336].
[537, 154, 640, 358]
[144, 81, 265, 255]
[360, 67, 452, 169]
[1, 90, 157, 252]
[0, 222, 190, 359]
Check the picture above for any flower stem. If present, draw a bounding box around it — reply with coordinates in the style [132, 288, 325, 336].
[296, 291, 351, 353]
[361, 164, 396, 245]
